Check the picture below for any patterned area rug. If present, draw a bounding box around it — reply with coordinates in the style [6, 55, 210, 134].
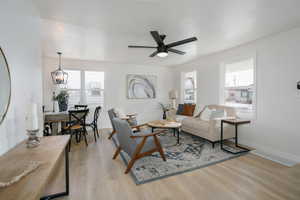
[113, 131, 247, 185]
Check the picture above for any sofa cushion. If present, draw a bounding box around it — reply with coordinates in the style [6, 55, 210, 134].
[182, 117, 209, 132]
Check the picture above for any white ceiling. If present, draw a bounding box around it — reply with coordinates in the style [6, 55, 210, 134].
[33, 0, 300, 67]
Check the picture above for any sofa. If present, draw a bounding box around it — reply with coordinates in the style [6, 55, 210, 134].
[167, 104, 236, 147]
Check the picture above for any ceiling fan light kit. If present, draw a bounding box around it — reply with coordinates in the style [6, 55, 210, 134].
[128, 31, 197, 58]
[157, 51, 168, 58]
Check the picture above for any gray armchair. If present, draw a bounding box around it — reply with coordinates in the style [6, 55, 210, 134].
[108, 108, 117, 139]
[108, 108, 145, 139]
[112, 118, 166, 174]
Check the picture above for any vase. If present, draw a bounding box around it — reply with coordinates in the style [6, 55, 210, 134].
[163, 111, 167, 120]
[58, 101, 68, 112]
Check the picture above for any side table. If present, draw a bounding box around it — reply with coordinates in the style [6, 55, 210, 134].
[221, 119, 251, 154]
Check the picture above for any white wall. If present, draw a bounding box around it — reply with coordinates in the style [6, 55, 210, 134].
[43, 57, 176, 128]
[173, 27, 300, 166]
[0, 0, 43, 155]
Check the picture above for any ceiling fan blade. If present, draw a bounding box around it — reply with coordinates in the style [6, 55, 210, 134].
[160, 34, 166, 41]
[166, 37, 197, 48]
[128, 45, 157, 49]
[150, 31, 164, 46]
[168, 48, 186, 55]
[149, 51, 158, 57]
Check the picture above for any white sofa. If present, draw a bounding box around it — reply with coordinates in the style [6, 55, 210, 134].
[167, 105, 236, 147]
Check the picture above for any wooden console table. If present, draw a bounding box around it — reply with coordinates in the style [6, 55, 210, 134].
[0, 135, 70, 200]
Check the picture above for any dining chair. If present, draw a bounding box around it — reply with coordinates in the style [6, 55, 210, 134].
[43, 123, 51, 136]
[86, 106, 102, 142]
[74, 104, 88, 109]
[112, 118, 166, 174]
[62, 109, 89, 151]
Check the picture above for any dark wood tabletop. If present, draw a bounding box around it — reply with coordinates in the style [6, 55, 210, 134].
[221, 119, 251, 125]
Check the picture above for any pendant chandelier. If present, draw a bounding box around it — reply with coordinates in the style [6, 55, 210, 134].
[51, 52, 68, 85]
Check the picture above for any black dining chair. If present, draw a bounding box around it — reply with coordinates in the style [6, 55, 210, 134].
[74, 104, 88, 109]
[62, 109, 89, 151]
[86, 106, 102, 142]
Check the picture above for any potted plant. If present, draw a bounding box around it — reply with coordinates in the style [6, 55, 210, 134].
[159, 103, 171, 120]
[54, 91, 69, 112]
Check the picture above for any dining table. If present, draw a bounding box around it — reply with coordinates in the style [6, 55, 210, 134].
[44, 111, 69, 135]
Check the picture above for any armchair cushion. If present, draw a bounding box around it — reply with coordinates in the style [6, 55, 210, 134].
[132, 128, 152, 137]
[134, 137, 156, 154]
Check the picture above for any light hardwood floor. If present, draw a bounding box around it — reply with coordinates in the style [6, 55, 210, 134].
[49, 129, 300, 200]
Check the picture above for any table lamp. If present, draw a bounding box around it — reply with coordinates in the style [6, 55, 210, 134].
[169, 89, 178, 109]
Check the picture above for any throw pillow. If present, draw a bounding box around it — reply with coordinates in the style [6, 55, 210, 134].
[210, 109, 225, 120]
[176, 104, 184, 115]
[200, 107, 213, 121]
[193, 104, 202, 117]
[182, 104, 196, 116]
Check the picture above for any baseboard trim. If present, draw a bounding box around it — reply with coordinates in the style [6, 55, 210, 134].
[241, 141, 300, 167]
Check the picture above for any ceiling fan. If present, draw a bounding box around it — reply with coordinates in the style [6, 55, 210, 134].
[128, 31, 198, 58]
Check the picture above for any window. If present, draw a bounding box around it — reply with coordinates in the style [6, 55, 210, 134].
[64, 70, 105, 108]
[65, 70, 81, 107]
[221, 58, 256, 118]
[84, 71, 105, 106]
[183, 71, 197, 103]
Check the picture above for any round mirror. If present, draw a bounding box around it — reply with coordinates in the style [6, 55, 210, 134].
[0, 47, 11, 125]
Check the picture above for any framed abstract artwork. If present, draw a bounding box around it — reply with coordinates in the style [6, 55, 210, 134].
[127, 74, 157, 99]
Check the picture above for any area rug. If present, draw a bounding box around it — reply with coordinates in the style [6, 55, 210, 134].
[112, 130, 248, 185]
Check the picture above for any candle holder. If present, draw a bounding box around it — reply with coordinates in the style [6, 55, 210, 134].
[26, 129, 40, 148]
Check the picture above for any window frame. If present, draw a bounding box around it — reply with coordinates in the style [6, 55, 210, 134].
[63, 69, 105, 108]
[219, 54, 257, 119]
[181, 71, 197, 104]
[83, 70, 105, 106]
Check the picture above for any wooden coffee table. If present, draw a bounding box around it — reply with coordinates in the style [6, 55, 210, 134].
[147, 120, 182, 145]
